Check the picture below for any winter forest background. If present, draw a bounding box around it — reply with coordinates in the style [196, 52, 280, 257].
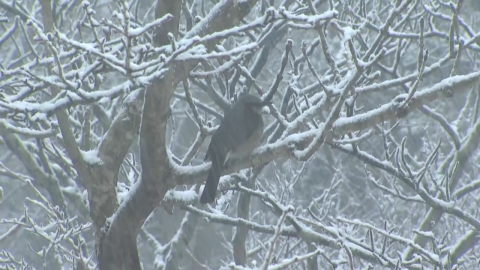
[0, 0, 480, 269]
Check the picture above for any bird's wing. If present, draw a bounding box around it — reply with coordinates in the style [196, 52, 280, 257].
[206, 101, 263, 161]
[230, 109, 264, 157]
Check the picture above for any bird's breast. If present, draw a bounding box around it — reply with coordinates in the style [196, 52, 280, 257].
[229, 114, 263, 159]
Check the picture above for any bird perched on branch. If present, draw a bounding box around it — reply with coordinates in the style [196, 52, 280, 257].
[200, 94, 267, 204]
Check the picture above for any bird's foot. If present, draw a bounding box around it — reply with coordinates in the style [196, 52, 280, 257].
[287, 140, 299, 156]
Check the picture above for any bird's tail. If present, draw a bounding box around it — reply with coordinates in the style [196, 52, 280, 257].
[200, 155, 222, 204]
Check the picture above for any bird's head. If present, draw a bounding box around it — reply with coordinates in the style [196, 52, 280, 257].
[238, 94, 270, 114]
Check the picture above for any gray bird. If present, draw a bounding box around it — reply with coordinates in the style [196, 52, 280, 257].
[200, 94, 266, 204]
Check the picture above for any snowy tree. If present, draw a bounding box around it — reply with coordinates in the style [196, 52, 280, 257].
[0, 0, 479, 269]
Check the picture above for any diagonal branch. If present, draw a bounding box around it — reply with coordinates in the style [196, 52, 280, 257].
[98, 1, 261, 269]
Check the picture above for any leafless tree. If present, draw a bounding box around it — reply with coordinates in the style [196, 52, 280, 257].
[0, 0, 479, 269]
